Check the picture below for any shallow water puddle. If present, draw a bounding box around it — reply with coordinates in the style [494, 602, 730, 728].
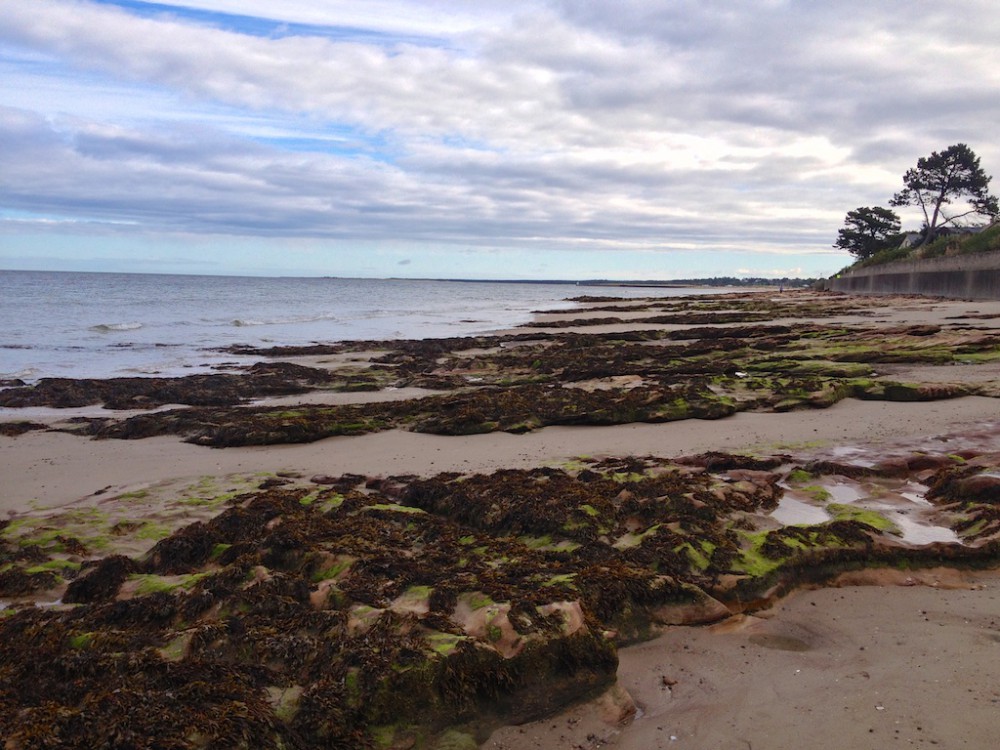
[873, 505, 961, 545]
[899, 483, 932, 506]
[772, 472, 964, 547]
[825, 481, 865, 503]
[830, 445, 869, 460]
[770, 496, 829, 526]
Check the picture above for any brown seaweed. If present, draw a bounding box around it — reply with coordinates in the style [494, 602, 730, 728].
[5, 448, 1000, 746]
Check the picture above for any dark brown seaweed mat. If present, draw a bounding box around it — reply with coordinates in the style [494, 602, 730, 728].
[925, 459, 1000, 541]
[83, 379, 741, 446]
[0, 472, 666, 749]
[0, 421, 47, 437]
[17, 291, 996, 445]
[6, 453, 1000, 747]
[0, 362, 338, 410]
[0, 524, 60, 597]
[11, 291, 1000, 421]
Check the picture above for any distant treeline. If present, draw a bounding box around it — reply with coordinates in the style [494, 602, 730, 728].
[580, 276, 817, 288]
[434, 277, 817, 288]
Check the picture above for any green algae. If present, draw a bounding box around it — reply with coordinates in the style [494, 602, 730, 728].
[959, 518, 988, 538]
[135, 522, 172, 541]
[734, 532, 785, 577]
[612, 524, 662, 550]
[466, 592, 495, 611]
[128, 572, 210, 595]
[426, 632, 470, 656]
[519, 534, 554, 550]
[159, 632, 192, 662]
[345, 667, 362, 706]
[674, 540, 715, 571]
[311, 557, 354, 582]
[68, 632, 94, 650]
[827, 504, 899, 533]
[25, 560, 80, 575]
[298, 492, 320, 506]
[317, 493, 346, 513]
[431, 729, 478, 750]
[801, 485, 833, 502]
[366, 504, 427, 515]
[176, 488, 241, 508]
[610, 471, 646, 484]
[734, 527, 851, 577]
[956, 348, 1000, 363]
[787, 469, 812, 484]
[0, 518, 32, 538]
[542, 573, 577, 588]
[398, 584, 434, 602]
[117, 489, 150, 501]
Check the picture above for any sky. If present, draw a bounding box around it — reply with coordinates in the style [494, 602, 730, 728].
[1, 1, 999, 280]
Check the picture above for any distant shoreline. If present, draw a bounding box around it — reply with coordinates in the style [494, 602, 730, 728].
[3, 267, 816, 288]
[421, 277, 812, 288]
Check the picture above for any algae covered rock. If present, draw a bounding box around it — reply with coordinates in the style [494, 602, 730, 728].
[0, 479, 628, 747]
[5, 446, 1000, 746]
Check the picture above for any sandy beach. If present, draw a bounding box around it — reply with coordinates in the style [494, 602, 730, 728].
[3, 290, 1000, 748]
[4, 396, 1000, 515]
[488, 568, 1000, 750]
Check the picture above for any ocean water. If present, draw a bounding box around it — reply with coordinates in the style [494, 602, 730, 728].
[0, 270, 720, 382]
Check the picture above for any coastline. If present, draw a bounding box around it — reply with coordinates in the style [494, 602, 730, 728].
[3, 289, 1000, 748]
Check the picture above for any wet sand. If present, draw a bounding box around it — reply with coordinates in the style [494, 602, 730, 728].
[488, 570, 1000, 750]
[4, 395, 1000, 514]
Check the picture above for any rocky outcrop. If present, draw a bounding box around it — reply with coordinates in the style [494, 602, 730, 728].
[6, 446, 1000, 747]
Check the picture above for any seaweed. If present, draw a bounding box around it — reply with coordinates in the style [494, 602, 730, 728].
[11, 293, 1000, 429]
[6, 446, 1000, 745]
[8, 291, 1000, 745]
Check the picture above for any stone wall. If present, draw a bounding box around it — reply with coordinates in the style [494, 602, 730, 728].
[829, 250, 1000, 300]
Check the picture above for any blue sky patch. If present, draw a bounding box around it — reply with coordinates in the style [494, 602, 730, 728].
[91, 0, 443, 46]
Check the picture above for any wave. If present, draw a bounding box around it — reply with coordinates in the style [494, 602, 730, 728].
[89, 322, 144, 333]
[230, 313, 340, 328]
[0, 367, 38, 381]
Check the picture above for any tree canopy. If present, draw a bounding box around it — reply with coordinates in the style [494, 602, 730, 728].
[834, 206, 902, 260]
[889, 143, 999, 243]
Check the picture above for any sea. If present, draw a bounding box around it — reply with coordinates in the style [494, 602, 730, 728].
[0, 270, 724, 382]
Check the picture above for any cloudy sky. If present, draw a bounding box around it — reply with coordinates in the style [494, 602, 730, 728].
[1, 0, 998, 279]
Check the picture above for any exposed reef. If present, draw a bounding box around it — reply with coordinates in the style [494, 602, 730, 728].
[70, 315, 1000, 445]
[3, 446, 1000, 747]
[0, 362, 339, 410]
[6, 292, 1000, 446]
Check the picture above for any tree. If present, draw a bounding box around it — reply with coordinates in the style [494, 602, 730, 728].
[889, 143, 999, 244]
[834, 206, 902, 260]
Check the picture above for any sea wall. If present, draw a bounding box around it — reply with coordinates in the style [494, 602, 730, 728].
[829, 249, 1000, 300]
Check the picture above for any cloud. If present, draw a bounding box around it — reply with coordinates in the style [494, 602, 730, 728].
[0, 0, 998, 278]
